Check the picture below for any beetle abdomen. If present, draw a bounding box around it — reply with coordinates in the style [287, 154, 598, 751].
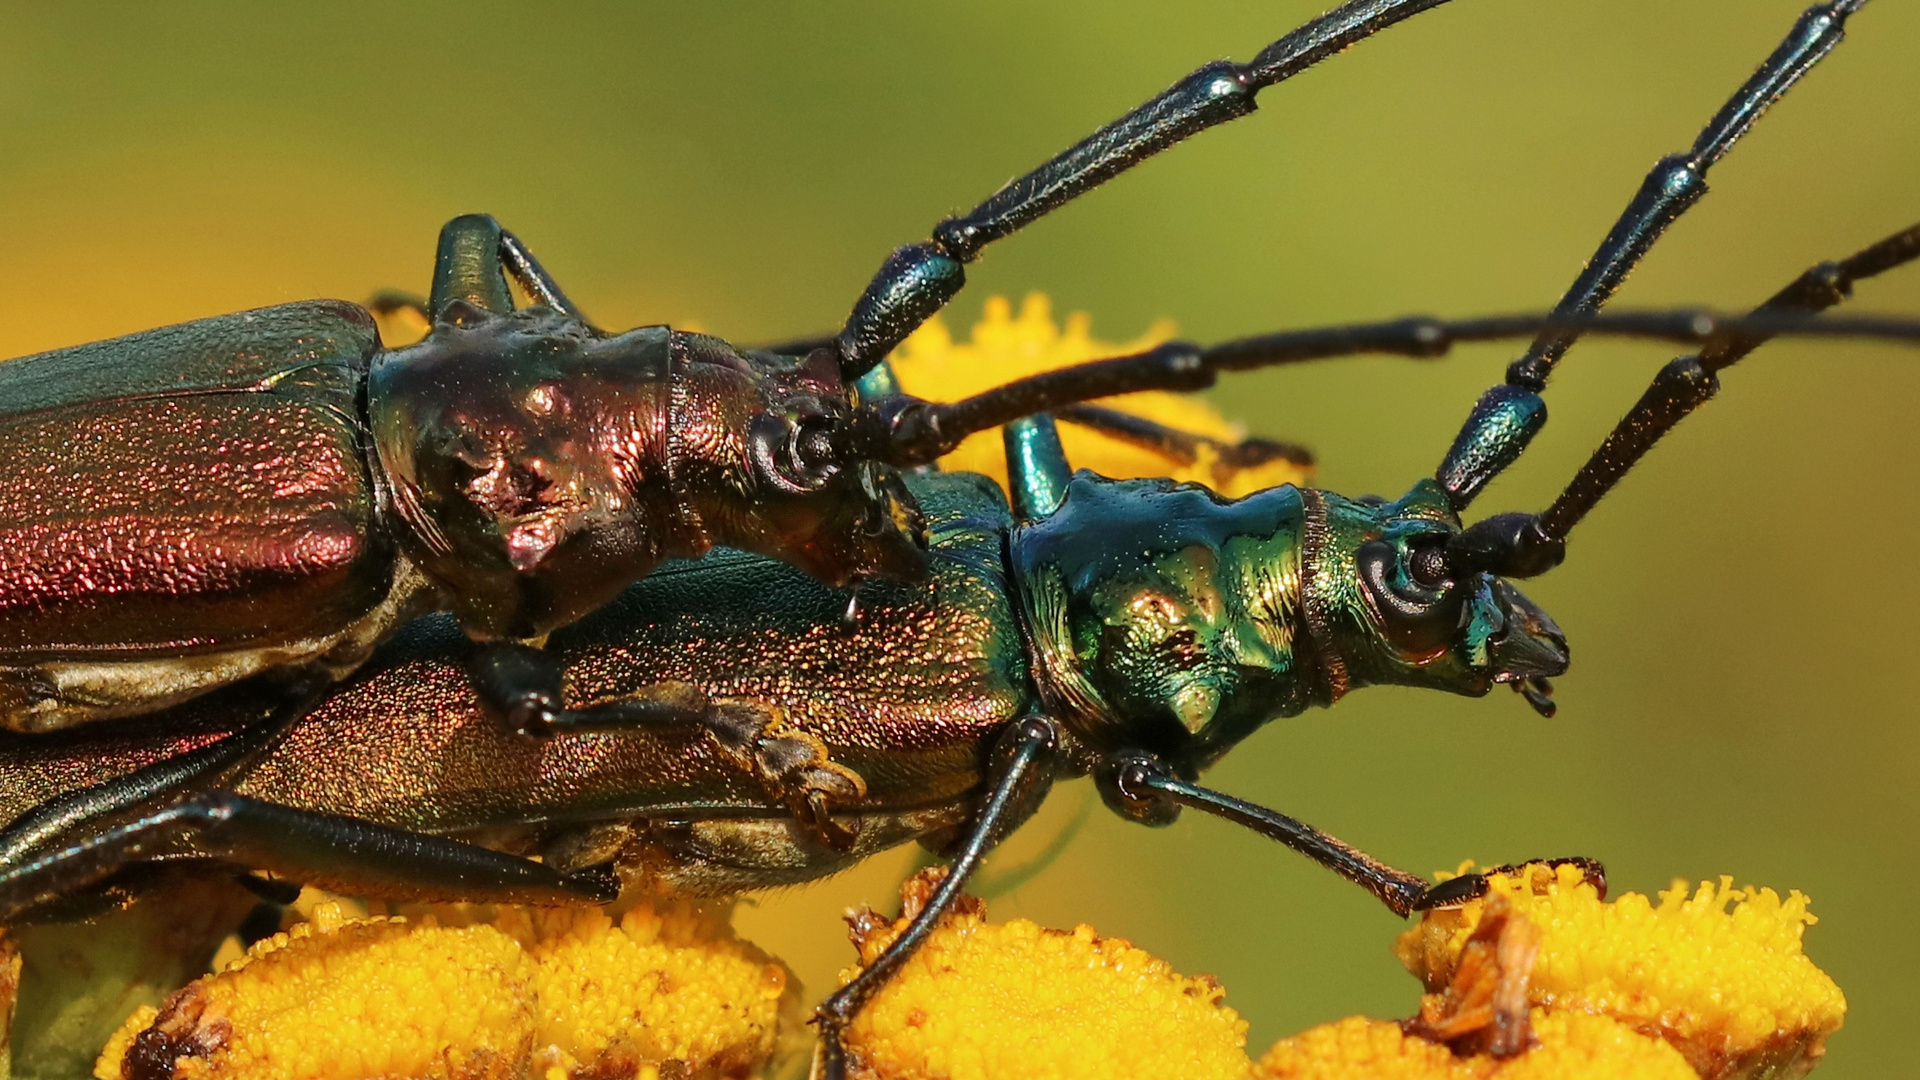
[0, 394, 383, 652]
[0, 302, 409, 730]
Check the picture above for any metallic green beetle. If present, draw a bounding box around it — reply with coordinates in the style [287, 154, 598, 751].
[4, 201, 1918, 1074]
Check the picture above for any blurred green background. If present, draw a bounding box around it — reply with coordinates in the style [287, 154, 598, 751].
[0, 0, 1915, 1074]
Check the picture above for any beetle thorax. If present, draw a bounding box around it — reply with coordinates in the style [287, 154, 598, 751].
[1009, 473, 1321, 765]
[367, 309, 685, 639]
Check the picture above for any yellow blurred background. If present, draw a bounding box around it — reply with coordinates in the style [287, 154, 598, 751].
[0, 1, 1914, 1075]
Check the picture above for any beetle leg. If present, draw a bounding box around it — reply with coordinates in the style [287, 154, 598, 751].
[1054, 403, 1315, 479]
[812, 714, 1061, 1080]
[0, 790, 613, 924]
[747, 332, 838, 357]
[705, 700, 869, 851]
[1096, 751, 1606, 920]
[1413, 857, 1610, 910]
[431, 214, 517, 319]
[427, 213, 590, 325]
[1004, 415, 1071, 522]
[468, 642, 871, 850]
[366, 289, 431, 323]
[468, 640, 716, 738]
[0, 674, 329, 870]
[1098, 750, 1432, 916]
[497, 228, 585, 319]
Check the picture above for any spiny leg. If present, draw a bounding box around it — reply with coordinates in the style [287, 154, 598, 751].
[469, 641, 714, 738]
[0, 790, 612, 924]
[469, 643, 868, 850]
[813, 715, 1061, 1080]
[828, 0, 1459, 380]
[427, 213, 589, 323]
[498, 228, 581, 315]
[0, 669, 611, 918]
[1436, 0, 1868, 510]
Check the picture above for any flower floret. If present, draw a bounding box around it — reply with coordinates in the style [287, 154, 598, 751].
[1254, 1010, 1698, 1080]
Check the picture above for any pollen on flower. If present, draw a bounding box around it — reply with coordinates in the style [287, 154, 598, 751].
[839, 868, 1249, 1080]
[889, 294, 1313, 495]
[1254, 1010, 1698, 1080]
[70, 859, 1851, 1080]
[92, 898, 793, 1080]
[1393, 863, 1845, 1080]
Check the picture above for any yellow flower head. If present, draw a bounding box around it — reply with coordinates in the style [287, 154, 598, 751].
[1259, 883, 1699, 1080]
[94, 897, 793, 1080]
[890, 294, 1313, 495]
[1392, 862, 1845, 1080]
[839, 868, 1250, 1080]
[1257, 1011, 1699, 1080]
[76, 860, 1849, 1080]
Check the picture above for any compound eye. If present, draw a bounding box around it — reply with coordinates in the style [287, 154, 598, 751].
[1409, 543, 1450, 588]
[1358, 538, 1464, 659]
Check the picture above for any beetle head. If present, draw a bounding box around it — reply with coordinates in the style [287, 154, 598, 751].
[1011, 473, 1567, 771]
[714, 341, 930, 588]
[1316, 479, 1568, 715]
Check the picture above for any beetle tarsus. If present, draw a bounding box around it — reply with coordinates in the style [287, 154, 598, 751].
[706, 700, 870, 851]
[469, 646, 875, 851]
[1412, 857, 1611, 912]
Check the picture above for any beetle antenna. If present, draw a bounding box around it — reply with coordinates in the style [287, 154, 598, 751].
[1432, 0, 1867, 512]
[1537, 222, 1920, 544]
[1439, 221, 1920, 581]
[832, 305, 1920, 471]
[829, 0, 1461, 380]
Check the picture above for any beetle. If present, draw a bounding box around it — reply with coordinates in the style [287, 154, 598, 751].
[0, 0, 1512, 762]
[1, 212, 1914, 1076]
[0, 0, 1904, 839]
[5, 253, 1919, 1080]
[2, 0, 1918, 1072]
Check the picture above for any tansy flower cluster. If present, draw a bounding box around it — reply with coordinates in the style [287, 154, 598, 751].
[78, 861, 1843, 1080]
